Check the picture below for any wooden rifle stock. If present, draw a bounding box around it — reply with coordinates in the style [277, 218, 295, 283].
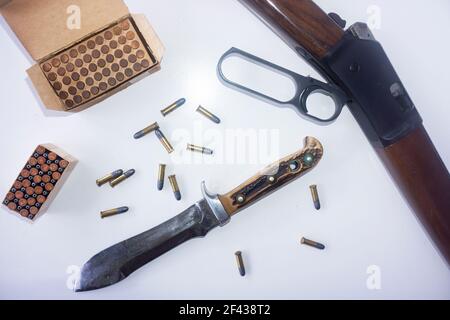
[240, 0, 450, 264]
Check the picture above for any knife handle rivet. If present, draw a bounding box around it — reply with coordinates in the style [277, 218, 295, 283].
[236, 194, 245, 204]
[302, 153, 315, 166]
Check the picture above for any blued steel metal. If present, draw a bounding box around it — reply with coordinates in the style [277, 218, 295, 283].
[75, 199, 221, 292]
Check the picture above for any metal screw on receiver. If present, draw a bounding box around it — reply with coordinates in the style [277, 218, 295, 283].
[101, 206, 129, 219]
[301, 237, 325, 250]
[109, 169, 136, 187]
[168, 175, 181, 201]
[157, 164, 166, 191]
[160, 98, 186, 117]
[196, 105, 221, 124]
[96, 169, 123, 187]
[309, 185, 321, 210]
[235, 251, 246, 276]
[133, 122, 159, 140]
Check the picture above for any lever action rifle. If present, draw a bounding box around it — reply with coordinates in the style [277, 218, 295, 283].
[239, 0, 450, 264]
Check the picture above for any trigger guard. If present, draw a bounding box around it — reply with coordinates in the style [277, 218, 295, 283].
[299, 85, 344, 123]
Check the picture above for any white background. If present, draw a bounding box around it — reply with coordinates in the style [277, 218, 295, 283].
[0, 0, 449, 300]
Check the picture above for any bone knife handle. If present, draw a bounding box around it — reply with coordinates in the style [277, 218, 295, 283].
[219, 137, 323, 216]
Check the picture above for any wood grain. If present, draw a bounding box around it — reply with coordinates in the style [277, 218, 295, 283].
[240, 0, 344, 59]
[377, 125, 450, 264]
[219, 137, 323, 216]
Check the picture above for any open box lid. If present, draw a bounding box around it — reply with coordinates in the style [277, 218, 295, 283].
[0, 0, 130, 61]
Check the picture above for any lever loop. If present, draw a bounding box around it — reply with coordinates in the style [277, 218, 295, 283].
[217, 47, 348, 124]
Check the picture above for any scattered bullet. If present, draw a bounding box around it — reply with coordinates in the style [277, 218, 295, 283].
[160, 98, 186, 117]
[133, 122, 159, 139]
[157, 164, 166, 191]
[196, 105, 221, 124]
[96, 169, 123, 187]
[187, 144, 214, 155]
[309, 184, 321, 210]
[235, 251, 246, 276]
[101, 206, 129, 219]
[155, 129, 174, 154]
[109, 169, 136, 187]
[168, 175, 181, 201]
[301, 237, 325, 250]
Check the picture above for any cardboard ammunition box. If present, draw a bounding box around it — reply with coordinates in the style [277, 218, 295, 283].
[2, 144, 77, 222]
[0, 0, 164, 112]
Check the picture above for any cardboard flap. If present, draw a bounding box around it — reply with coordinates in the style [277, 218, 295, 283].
[132, 14, 165, 64]
[0, 0, 129, 61]
[27, 64, 64, 110]
[0, 0, 12, 7]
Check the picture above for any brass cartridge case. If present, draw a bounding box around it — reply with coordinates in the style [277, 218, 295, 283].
[157, 164, 166, 191]
[196, 106, 221, 124]
[110, 169, 136, 187]
[155, 129, 174, 154]
[235, 251, 246, 277]
[101, 206, 129, 219]
[309, 185, 321, 210]
[160, 98, 186, 117]
[168, 175, 181, 201]
[134, 122, 159, 140]
[301, 237, 325, 250]
[96, 169, 124, 187]
[187, 144, 214, 155]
